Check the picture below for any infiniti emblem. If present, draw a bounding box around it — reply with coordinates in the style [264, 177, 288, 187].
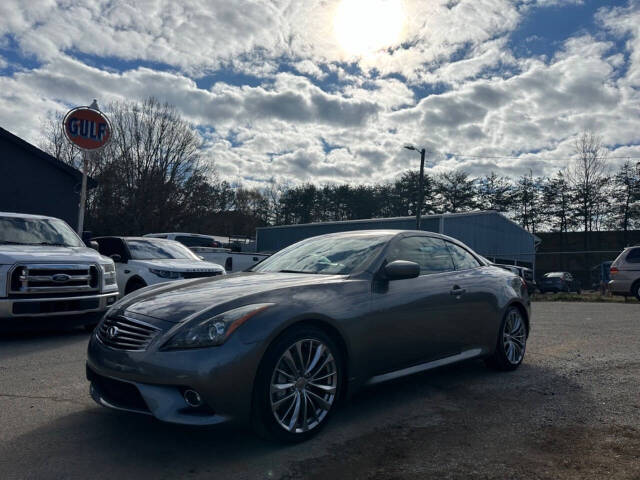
[107, 326, 119, 339]
[52, 273, 71, 283]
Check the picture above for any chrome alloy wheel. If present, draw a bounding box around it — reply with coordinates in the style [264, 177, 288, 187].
[270, 339, 338, 434]
[503, 308, 526, 364]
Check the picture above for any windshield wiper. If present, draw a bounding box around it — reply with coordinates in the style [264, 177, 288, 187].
[33, 242, 68, 246]
[277, 269, 318, 274]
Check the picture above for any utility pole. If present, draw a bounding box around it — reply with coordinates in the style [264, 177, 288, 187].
[404, 145, 427, 230]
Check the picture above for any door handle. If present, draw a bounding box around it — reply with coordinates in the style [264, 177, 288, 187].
[450, 286, 466, 296]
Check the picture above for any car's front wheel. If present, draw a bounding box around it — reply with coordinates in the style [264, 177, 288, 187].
[252, 325, 343, 442]
[486, 306, 527, 371]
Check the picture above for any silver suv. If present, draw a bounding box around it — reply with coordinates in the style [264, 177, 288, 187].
[609, 246, 640, 300]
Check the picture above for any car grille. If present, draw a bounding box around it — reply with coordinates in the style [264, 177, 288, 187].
[181, 271, 223, 279]
[97, 315, 160, 351]
[9, 263, 99, 298]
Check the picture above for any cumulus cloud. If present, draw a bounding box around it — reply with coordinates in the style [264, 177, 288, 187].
[0, 0, 639, 187]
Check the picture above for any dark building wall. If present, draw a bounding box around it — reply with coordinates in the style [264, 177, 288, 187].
[0, 129, 83, 227]
[535, 230, 640, 287]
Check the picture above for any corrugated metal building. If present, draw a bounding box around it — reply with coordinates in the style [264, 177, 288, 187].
[256, 211, 538, 269]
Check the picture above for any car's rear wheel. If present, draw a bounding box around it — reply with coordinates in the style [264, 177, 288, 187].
[633, 281, 640, 301]
[252, 326, 342, 442]
[486, 306, 527, 371]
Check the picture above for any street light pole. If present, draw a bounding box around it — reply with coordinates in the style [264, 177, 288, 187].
[404, 145, 426, 230]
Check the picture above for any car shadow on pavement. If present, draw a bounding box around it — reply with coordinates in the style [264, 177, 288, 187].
[2, 359, 624, 480]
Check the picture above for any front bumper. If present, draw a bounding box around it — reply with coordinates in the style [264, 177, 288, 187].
[0, 292, 118, 324]
[86, 321, 265, 426]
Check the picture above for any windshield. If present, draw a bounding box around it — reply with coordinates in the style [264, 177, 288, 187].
[126, 239, 201, 260]
[0, 216, 84, 247]
[252, 234, 391, 275]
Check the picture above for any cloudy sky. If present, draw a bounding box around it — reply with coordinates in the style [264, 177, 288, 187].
[1, 0, 639, 186]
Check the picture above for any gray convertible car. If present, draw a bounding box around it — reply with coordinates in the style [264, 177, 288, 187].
[87, 230, 530, 442]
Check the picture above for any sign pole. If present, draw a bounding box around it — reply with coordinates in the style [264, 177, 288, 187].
[63, 98, 112, 235]
[77, 150, 89, 233]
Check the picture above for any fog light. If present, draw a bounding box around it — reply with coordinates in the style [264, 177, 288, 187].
[183, 389, 203, 408]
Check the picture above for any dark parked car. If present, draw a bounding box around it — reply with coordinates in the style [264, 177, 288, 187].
[87, 230, 531, 442]
[538, 272, 581, 293]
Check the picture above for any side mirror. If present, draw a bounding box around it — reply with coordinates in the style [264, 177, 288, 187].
[383, 260, 420, 281]
[110, 254, 124, 263]
[89, 240, 99, 251]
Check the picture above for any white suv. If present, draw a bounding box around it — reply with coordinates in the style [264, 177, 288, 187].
[609, 246, 640, 300]
[92, 236, 225, 295]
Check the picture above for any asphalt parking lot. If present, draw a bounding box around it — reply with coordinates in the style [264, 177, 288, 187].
[1, 302, 639, 480]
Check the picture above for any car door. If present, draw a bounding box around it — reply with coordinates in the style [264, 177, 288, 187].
[369, 235, 462, 373]
[444, 241, 498, 351]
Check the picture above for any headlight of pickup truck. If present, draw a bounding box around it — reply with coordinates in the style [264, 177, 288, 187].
[100, 262, 117, 290]
[0, 265, 10, 298]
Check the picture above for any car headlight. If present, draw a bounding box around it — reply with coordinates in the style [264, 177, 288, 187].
[100, 261, 117, 288]
[162, 303, 274, 350]
[149, 268, 181, 279]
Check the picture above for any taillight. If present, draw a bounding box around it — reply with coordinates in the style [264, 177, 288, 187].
[610, 267, 619, 275]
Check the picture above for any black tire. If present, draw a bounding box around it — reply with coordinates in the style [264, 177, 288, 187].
[252, 325, 343, 443]
[633, 282, 640, 302]
[485, 306, 527, 371]
[124, 278, 146, 295]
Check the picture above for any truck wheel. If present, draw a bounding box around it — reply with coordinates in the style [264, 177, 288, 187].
[125, 278, 146, 295]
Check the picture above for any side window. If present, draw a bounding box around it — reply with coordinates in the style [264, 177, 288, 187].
[386, 237, 455, 275]
[626, 248, 640, 264]
[176, 236, 212, 247]
[446, 242, 481, 270]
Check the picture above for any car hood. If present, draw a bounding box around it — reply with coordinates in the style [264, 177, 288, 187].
[121, 271, 343, 322]
[130, 258, 224, 271]
[0, 245, 109, 265]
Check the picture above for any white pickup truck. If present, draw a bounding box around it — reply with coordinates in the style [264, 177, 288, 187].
[144, 232, 269, 272]
[0, 212, 119, 330]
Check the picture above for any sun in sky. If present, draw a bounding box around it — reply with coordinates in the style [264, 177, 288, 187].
[333, 0, 406, 57]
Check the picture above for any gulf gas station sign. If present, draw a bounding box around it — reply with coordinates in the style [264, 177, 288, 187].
[63, 105, 111, 151]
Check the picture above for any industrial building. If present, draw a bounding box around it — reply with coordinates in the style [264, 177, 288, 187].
[256, 211, 538, 270]
[0, 126, 95, 228]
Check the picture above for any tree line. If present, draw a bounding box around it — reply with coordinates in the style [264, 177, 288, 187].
[41, 98, 640, 243]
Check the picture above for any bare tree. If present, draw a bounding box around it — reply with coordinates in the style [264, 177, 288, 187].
[567, 131, 609, 246]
